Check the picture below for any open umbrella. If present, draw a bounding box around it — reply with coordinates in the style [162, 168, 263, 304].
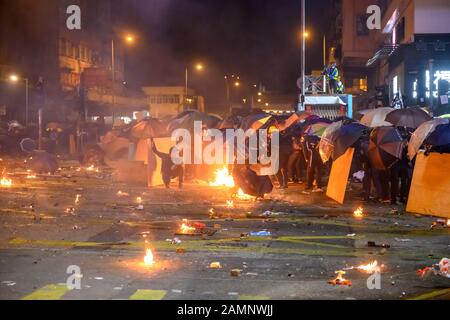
[241, 114, 273, 131]
[332, 123, 367, 160]
[319, 121, 344, 163]
[368, 127, 404, 170]
[232, 165, 273, 197]
[424, 123, 450, 147]
[303, 121, 331, 137]
[130, 118, 167, 139]
[360, 107, 394, 128]
[167, 112, 212, 132]
[408, 119, 449, 160]
[385, 107, 432, 129]
[218, 116, 242, 130]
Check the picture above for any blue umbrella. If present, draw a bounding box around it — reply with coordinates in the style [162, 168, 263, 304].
[424, 123, 450, 147]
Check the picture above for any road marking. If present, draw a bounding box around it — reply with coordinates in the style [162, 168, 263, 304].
[238, 295, 270, 300]
[22, 284, 70, 300]
[407, 288, 450, 300]
[129, 289, 167, 300]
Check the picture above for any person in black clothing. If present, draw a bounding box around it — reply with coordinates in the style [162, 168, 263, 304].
[390, 130, 411, 205]
[151, 139, 184, 189]
[302, 135, 323, 193]
[275, 133, 293, 189]
[287, 135, 305, 183]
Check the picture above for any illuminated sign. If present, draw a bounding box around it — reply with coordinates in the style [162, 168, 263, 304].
[413, 70, 450, 98]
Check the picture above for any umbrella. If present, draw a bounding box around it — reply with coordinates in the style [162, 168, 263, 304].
[218, 116, 242, 130]
[241, 114, 273, 131]
[130, 118, 167, 139]
[205, 114, 223, 129]
[303, 121, 330, 137]
[408, 119, 449, 160]
[27, 151, 59, 174]
[360, 107, 394, 128]
[368, 127, 404, 170]
[319, 121, 344, 163]
[167, 112, 212, 132]
[424, 123, 450, 147]
[385, 107, 432, 129]
[232, 165, 273, 197]
[439, 114, 450, 119]
[332, 123, 367, 160]
[20, 138, 36, 153]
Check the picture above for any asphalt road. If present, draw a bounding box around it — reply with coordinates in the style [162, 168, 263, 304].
[0, 161, 449, 300]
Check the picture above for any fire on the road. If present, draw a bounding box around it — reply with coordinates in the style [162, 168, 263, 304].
[1, 177, 12, 187]
[353, 207, 364, 219]
[328, 270, 352, 287]
[210, 167, 235, 187]
[144, 248, 155, 266]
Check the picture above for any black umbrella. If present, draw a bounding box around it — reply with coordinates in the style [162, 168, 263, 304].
[241, 114, 273, 131]
[232, 165, 273, 197]
[332, 123, 367, 160]
[385, 107, 432, 129]
[218, 116, 242, 130]
[368, 127, 404, 170]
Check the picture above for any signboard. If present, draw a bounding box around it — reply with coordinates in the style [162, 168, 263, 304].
[326, 148, 355, 204]
[406, 152, 450, 218]
[83, 67, 112, 88]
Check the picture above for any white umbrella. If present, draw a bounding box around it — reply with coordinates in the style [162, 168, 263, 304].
[359, 107, 394, 128]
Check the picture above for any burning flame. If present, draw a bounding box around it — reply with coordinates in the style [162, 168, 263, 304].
[356, 261, 380, 273]
[236, 188, 254, 200]
[180, 219, 196, 234]
[210, 167, 235, 187]
[136, 197, 143, 204]
[117, 191, 129, 197]
[226, 200, 234, 208]
[1, 177, 12, 187]
[328, 270, 352, 286]
[144, 248, 155, 266]
[446, 219, 450, 227]
[86, 165, 100, 173]
[353, 207, 364, 219]
[75, 194, 81, 205]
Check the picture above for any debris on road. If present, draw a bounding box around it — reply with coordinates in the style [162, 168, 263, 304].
[417, 258, 450, 279]
[209, 262, 222, 269]
[249, 230, 271, 237]
[368, 241, 390, 249]
[230, 269, 242, 277]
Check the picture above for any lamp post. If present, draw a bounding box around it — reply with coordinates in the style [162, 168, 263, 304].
[111, 34, 135, 123]
[184, 64, 203, 110]
[301, 0, 306, 110]
[224, 75, 240, 112]
[9, 75, 29, 126]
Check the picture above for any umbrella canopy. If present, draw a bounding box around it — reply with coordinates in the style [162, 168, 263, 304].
[218, 116, 242, 130]
[130, 118, 167, 139]
[438, 114, 450, 119]
[360, 107, 394, 128]
[424, 123, 450, 147]
[205, 114, 223, 129]
[408, 119, 449, 160]
[319, 121, 344, 163]
[303, 121, 330, 137]
[241, 114, 273, 131]
[167, 112, 213, 132]
[232, 165, 273, 197]
[385, 107, 432, 129]
[332, 123, 367, 160]
[368, 126, 404, 170]
[20, 138, 36, 153]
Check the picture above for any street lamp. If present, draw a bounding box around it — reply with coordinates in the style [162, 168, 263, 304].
[185, 63, 204, 110]
[111, 34, 136, 122]
[9, 74, 29, 125]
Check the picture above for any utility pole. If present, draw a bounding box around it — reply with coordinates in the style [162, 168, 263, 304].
[111, 39, 116, 123]
[300, 0, 306, 110]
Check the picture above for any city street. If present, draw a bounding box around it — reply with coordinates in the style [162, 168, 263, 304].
[0, 159, 448, 301]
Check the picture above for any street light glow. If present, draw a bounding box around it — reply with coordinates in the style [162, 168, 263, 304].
[9, 74, 19, 82]
[125, 35, 135, 44]
[234, 81, 240, 87]
[196, 64, 204, 71]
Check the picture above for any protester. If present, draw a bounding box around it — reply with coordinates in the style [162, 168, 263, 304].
[151, 138, 184, 189]
[287, 135, 305, 184]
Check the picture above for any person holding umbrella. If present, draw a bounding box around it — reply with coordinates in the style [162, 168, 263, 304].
[302, 134, 324, 194]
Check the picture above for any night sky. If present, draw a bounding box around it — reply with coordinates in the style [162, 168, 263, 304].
[119, 0, 334, 108]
